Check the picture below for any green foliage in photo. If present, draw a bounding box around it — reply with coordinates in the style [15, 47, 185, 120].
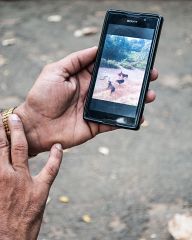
[101, 35, 151, 70]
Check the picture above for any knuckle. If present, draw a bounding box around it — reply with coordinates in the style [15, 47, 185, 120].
[11, 121, 23, 131]
[13, 142, 28, 154]
[0, 121, 4, 129]
[0, 168, 14, 182]
[69, 52, 75, 59]
[46, 164, 58, 182]
[0, 137, 9, 149]
[43, 63, 54, 72]
[43, 62, 61, 76]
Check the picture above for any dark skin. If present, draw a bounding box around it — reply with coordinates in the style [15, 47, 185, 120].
[0, 114, 63, 240]
[14, 47, 158, 156]
[0, 47, 158, 239]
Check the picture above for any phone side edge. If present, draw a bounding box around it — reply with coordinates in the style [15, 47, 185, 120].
[134, 15, 164, 129]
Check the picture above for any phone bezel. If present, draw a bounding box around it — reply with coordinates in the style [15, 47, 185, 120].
[84, 10, 164, 130]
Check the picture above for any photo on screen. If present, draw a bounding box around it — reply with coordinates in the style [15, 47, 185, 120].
[92, 34, 152, 107]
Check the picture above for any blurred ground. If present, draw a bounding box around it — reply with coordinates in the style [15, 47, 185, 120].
[0, 1, 192, 239]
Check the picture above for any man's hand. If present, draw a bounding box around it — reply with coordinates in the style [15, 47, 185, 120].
[0, 114, 63, 240]
[15, 47, 158, 155]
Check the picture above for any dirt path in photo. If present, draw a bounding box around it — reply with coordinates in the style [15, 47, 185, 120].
[93, 67, 145, 106]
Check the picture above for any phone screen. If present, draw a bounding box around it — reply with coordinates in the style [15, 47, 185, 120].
[88, 14, 158, 124]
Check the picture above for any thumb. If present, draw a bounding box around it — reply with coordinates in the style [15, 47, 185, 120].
[36, 144, 63, 186]
[58, 46, 97, 75]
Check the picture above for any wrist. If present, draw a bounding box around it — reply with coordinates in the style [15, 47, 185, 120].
[14, 102, 42, 156]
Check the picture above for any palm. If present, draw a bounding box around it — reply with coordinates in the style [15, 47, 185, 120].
[32, 63, 112, 149]
[58, 68, 113, 148]
[24, 47, 157, 153]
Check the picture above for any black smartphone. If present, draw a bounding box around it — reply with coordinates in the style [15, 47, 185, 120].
[84, 10, 163, 130]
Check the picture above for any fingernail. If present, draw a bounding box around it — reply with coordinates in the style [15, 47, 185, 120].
[55, 143, 62, 151]
[9, 114, 20, 122]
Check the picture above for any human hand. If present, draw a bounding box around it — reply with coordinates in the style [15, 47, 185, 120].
[15, 47, 158, 155]
[0, 114, 63, 240]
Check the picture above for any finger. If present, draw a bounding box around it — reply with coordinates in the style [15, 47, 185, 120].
[145, 89, 156, 103]
[8, 114, 28, 169]
[88, 122, 118, 136]
[150, 68, 158, 82]
[58, 46, 98, 75]
[87, 63, 94, 74]
[36, 144, 63, 187]
[140, 116, 145, 124]
[0, 115, 9, 162]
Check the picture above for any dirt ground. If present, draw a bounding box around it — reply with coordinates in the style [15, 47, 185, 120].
[0, 1, 192, 239]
